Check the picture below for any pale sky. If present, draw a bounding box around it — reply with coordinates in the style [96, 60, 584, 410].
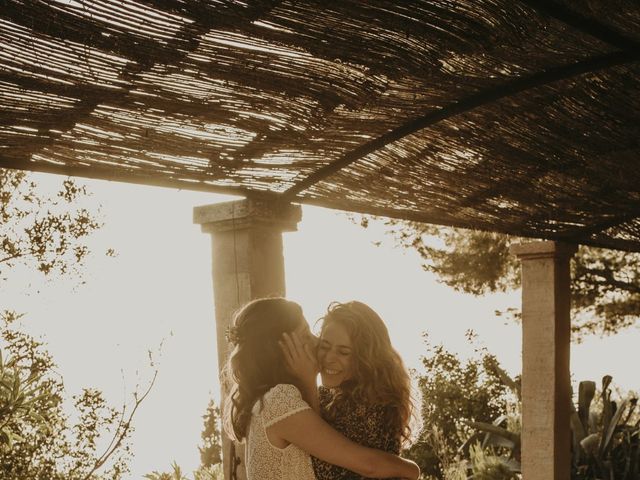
[2, 173, 639, 479]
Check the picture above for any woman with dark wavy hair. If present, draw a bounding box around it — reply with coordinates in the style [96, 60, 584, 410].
[222, 297, 419, 480]
[285, 300, 414, 480]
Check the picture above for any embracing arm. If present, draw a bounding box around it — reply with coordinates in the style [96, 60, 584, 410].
[268, 408, 419, 480]
[297, 380, 320, 413]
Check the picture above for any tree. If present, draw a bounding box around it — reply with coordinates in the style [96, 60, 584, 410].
[0, 168, 104, 283]
[408, 331, 640, 480]
[404, 332, 515, 480]
[360, 217, 640, 340]
[0, 337, 50, 450]
[0, 168, 152, 479]
[199, 399, 222, 469]
[0, 311, 155, 480]
[145, 399, 223, 480]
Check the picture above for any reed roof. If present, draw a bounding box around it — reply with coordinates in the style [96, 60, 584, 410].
[1, 0, 640, 250]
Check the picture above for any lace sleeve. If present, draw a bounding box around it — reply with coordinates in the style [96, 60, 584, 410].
[262, 384, 311, 428]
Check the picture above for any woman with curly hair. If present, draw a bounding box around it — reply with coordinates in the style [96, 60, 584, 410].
[222, 297, 419, 480]
[284, 300, 414, 480]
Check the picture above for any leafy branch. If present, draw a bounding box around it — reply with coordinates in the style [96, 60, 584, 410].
[80, 370, 158, 480]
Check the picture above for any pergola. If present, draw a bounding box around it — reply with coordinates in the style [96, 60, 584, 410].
[2, 0, 640, 478]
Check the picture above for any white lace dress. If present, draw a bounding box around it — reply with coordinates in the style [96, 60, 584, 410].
[245, 383, 316, 480]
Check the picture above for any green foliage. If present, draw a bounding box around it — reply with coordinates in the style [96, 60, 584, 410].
[146, 399, 223, 480]
[0, 169, 152, 479]
[570, 376, 640, 480]
[144, 463, 224, 480]
[0, 311, 143, 479]
[453, 368, 640, 480]
[0, 168, 102, 282]
[144, 462, 190, 480]
[465, 444, 519, 480]
[199, 400, 222, 468]
[405, 333, 515, 479]
[362, 217, 640, 339]
[0, 338, 51, 450]
[573, 248, 640, 336]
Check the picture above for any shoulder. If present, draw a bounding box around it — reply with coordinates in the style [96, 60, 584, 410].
[261, 384, 311, 427]
[264, 383, 304, 402]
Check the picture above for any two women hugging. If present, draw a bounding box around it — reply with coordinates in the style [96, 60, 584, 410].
[222, 298, 419, 480]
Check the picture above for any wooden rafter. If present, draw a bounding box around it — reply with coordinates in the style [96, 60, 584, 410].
[519, 0, 640, 51]
[281, 50, 640, 200]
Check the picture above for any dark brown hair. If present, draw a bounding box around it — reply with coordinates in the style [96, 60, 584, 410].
[222, 297, 306, 441]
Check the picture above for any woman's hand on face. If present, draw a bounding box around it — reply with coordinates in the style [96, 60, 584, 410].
[279, 331, 319, 385]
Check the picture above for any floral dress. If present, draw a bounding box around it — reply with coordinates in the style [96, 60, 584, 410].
[312, 387, 401, 480]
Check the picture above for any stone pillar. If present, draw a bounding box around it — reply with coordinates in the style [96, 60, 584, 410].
[510, 241, 577, 480]
[194, 196, 302, 480]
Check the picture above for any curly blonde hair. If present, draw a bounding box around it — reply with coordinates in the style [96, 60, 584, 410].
[320, 301, 413, 444]
[222, 297, 306, 441]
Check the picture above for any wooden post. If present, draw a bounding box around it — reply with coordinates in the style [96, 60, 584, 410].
[510, 241, 577, 480]
[194, 196, 302, 480]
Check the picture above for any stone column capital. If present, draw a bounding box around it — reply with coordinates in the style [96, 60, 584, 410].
[510, 240, 578, 260]
[193, 197, 302, 233]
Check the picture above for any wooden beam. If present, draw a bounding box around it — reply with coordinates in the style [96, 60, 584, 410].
[0, 158, 252, 198]
[295, 193, 640, 253]
[281, 50, 640, 200]
[557, 211, 640, 245]
[519, 0, 640, 51]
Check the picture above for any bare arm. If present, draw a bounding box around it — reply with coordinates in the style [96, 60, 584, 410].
[268, 408, 419, 480]
[297, 378, 320, 413]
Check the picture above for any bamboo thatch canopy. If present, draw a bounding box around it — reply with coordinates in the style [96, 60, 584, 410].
[1, 1, 639, 250]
